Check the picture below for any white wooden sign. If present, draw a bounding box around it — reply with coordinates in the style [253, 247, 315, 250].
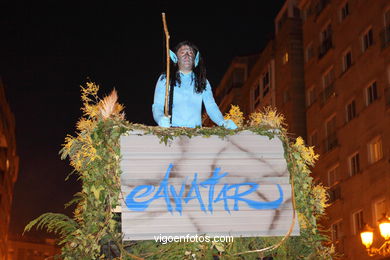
[120, 130, 299, 240]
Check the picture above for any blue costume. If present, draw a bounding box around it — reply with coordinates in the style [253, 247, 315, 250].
[152, 73, 236, 129]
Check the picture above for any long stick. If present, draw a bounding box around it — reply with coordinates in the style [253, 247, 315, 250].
[162, 13, 170, 117]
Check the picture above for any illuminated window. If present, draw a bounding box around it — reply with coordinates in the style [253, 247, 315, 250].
[368, 136, 383, 164]
[282, 52, 289, 64]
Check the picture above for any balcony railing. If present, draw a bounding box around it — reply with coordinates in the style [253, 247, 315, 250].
[323, 132, 338, 153]
[319, 83, 336, 106]
[318, 37, 333, 59]
[380, 25, 390, 49]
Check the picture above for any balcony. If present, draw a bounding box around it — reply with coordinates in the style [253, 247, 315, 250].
[319, 83, 336, 106]
[323, 132, 338, 153]
[318, 37, 333, 59]
[380, 26, 390, 49]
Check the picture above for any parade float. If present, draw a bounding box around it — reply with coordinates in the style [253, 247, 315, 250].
[24, 13, 334, 259]
[25, 83, 334, 259]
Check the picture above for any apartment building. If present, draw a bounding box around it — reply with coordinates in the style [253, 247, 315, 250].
[212, 0, 307, 139]
[7, 239, 60, 260]
[214, 0, 390, 258]
[299, 0, 390, 258]
[0, 79, 19, 260]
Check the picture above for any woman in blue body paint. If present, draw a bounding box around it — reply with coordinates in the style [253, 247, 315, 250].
[152, 41, 237, 129]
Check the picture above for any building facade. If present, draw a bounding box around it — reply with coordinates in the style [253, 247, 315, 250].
[0, 80, 19, 260]
[214, 0, 390, 258]
[212, 0, 307, 139]
[7, 239, 60, 260]
[299, 0, 390, 258]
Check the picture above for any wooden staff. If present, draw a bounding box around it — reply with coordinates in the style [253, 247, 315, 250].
[162, 13, 170, 117]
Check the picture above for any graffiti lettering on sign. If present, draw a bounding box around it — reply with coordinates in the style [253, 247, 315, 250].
[125, 163, 283, 214]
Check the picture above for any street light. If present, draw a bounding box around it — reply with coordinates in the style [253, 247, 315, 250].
[360, 213, 390, 256]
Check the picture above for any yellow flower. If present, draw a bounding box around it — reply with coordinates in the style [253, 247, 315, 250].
[312, 184, 329, 213]
[295, 136, 304, 146]
[293, 136, 319, 166]
[261, 106, 286, 129]
[82, 103, 100, 118]
[224, 105, 244, 127]
[248, 112, 263, 126]
[76, 119, 96, 132]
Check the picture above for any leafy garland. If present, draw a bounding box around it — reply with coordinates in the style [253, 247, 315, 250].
[25, 83, 334, 259]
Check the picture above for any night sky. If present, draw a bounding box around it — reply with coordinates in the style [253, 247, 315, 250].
[1, 0, 285, 240]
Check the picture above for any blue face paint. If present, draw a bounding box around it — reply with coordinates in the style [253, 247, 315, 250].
[125, 164, 284, 214]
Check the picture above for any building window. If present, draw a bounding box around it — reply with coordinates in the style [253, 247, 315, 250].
[374, 199, 387, 224]
[283, 90, 290, 104]
[368, 136, 383, 164]
[346, 99, 356, 122]
[362, 28, 374, 52]
[309, 130, 318, 148]
[324, 115, 337, 152]
[328, 166, 341, 203]
[366, 81, 378, 105]
[328, 166, 338, 187]
[342, 49, 352, 72]
[253, 81, 261, 109]
[349, 152, 360, 176]
[383, 10, 390, 48]
[352, 210, 364, 234]
[306, 43, 314, 62]
[323, 67, 335, 88]
[340, 2, 350, 21]
[319, 23, 333, 58]
[331, 220, 343, 241]
[307, 86, 317, 107]
[262, 71, 270, 97]
[277, 10, 288, 33]
[321, 67, 335, 105]
[282, 52, 289, 64]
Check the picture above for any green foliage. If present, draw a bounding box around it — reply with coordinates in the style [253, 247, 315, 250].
[25, 84, 334, 259]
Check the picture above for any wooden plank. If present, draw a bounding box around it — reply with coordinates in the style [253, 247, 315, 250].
[120, 130, 299, 240]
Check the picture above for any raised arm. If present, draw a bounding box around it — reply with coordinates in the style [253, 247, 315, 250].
[202, 81, 237, 129]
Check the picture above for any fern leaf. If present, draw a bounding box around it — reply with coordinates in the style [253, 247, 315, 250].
[24, 213, 78, 238]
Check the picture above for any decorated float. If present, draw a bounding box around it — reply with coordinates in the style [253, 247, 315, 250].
[25, 83, 334, 259]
